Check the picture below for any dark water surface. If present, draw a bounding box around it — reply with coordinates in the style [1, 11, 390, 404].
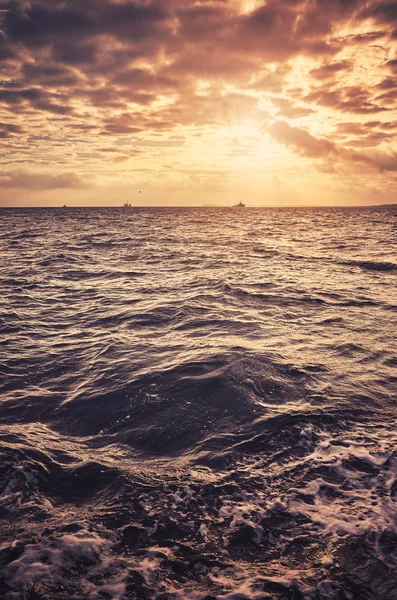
[0, 206, 396, 600]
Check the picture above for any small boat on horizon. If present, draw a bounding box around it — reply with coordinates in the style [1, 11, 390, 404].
[233, 202, 245, 207]
[123, 202, 132, 208]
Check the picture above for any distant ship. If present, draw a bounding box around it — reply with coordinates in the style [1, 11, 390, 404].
[123, 191, 141, 208]
[233, 202, 245, 207]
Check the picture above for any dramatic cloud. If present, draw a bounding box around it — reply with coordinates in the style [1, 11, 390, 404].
[266, 118, 397, 174]
[310, 60, 353, 80]
[0, 0, 396, 205]
[0, 122, 24, 138]
[266, 120, 337, 158]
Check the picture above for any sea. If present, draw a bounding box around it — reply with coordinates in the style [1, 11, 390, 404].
[0, 206, 396, 600]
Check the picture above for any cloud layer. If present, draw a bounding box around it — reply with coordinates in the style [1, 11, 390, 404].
[0, 0, 396, 205]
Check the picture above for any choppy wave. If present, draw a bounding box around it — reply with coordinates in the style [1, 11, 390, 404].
[345, 259, 397, 272]
[0, 206, 396, 599]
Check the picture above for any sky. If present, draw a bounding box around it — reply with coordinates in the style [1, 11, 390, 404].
[0, 0, 397, 206]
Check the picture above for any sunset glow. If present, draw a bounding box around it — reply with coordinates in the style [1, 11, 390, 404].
[1, 0, 397, 206]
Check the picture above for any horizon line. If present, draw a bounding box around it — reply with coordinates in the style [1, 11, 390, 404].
[0, 203, 396, 209]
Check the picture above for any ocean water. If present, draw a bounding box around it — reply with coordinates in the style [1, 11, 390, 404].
[0, 206, 396, 600]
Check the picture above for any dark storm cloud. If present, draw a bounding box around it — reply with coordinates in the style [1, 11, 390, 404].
[386, 59, 397, 71]
[0, 0, 394, 119]
[2, 0, 169, 46]
[0, 121, 24, 138]
[21, 63, 82, 87]
[0, 0, 173, 97]
[214, 0, 351, 62]
[0, 86, 75, 115]
[0, 0, 374, 83]
[363, 1, 397, 23]
[0, 29, 15, 59]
